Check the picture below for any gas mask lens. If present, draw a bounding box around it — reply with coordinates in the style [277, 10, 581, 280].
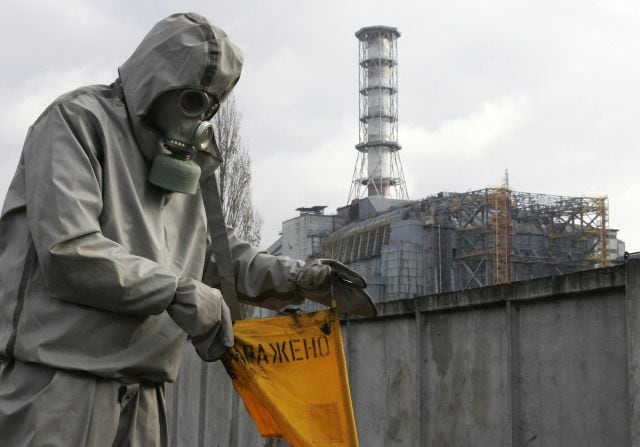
[179, 89, 210, 117]
[178, 89, 220, 120]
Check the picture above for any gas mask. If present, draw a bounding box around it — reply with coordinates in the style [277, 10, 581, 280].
[147, 89, 221, 194]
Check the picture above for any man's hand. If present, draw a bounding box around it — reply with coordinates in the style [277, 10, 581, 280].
[296, 259, 377, 317]
[167, 277, 233, 361]
[297, 260, 331, 290]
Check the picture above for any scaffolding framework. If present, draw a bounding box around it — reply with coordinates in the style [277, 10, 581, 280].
[490, 171, 512, 284]
[511, 193, 610, 268]
[490, 186, 512, 284]
[422, 189, 611, 288]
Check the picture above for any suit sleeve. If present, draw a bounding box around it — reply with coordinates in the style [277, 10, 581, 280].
[203, 226, 305, 311]
[23, 103, 178, 315]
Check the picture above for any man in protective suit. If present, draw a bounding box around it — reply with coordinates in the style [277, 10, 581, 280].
[0, 13, 373, 446]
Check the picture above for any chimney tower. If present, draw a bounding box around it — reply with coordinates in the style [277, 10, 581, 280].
[348, 26, 408, 202]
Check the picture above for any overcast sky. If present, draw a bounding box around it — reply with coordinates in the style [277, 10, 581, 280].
[1, 0, 639, 250]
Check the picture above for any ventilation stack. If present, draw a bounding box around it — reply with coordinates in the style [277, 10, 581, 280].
[348, 26, 408, 203]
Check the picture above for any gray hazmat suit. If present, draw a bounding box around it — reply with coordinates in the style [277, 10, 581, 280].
[0, 12, 308, 446]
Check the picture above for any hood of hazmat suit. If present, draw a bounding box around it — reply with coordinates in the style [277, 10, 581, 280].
[119, 13, 243, 188]
[0, 13, 304, 383]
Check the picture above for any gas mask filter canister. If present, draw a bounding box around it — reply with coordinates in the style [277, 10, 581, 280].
[147, 89, 219, 194]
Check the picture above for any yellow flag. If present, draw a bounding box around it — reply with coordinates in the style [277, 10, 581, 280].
[222, 309, 359, 447]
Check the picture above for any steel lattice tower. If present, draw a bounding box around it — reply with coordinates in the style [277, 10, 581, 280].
[348, 26, 408, 203]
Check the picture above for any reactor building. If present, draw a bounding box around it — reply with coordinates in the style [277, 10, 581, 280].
[267, 26, 626, 304]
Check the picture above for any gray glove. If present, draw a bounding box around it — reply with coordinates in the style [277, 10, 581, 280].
[297, 259, 377, 317]
[297, 261, 331, 290]
[168, 277, 234, 361]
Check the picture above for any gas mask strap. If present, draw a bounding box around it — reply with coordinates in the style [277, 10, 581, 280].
[201, 174, 242, 321]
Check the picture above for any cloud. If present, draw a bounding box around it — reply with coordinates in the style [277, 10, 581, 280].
[405, 94, 530, 159]
[253, 120, 355, 244]
[399, 94, 530, 195]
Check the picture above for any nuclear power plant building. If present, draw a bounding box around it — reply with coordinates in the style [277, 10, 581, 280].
[269, 191, 625, 304]
[268, 26, 625, 304]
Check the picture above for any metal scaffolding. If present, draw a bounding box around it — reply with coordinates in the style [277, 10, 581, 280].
[491, 171, 513, 284]
[421, 189, 611, 289]
[491, 186, 512, 284]
[510, 193, 610, 269]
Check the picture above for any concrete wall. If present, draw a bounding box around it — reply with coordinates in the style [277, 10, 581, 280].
[167, 260, 640, 446]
